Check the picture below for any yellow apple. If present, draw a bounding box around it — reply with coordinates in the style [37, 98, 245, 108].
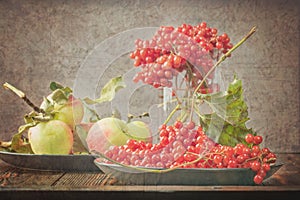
[28, 120, 73, 155]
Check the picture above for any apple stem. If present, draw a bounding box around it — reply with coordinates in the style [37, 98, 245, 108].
[3, 82, 45, 114]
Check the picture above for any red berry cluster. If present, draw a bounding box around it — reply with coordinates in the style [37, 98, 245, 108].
[129, 22, 233, 92]
[101, 121, 276, 185]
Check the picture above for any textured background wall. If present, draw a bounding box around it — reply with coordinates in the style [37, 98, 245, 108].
[0, 0, 299, 153]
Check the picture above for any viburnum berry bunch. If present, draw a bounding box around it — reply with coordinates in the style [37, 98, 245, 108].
[101, 120, 276, 185]
[129, 22, 233, 93]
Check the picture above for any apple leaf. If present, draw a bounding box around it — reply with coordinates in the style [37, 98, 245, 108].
[50, 81, 72, 96]
[50, 89, 69, 105]
[4, 123, 36, 153]
[40, 83, 73, 114]
[84, 75, 126, 105]
[197, 74, 256, 147]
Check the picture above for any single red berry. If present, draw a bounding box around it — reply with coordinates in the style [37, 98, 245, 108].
[253, 135, 263, 145]
[245, 133, 254, 144]
[237, 155, 246, 164]
[258, 168, 267, 178]
[253, 174, 263, 184]
[251, 145, 260, 154]
[174, 121, 183, 129]
[227, 160, 237, 168]
[213, 155, 223, 164]
[262, 163, 271, 172]
[250, 160, 261, 171]
[215, 42, 223, 49]
[262, 147, 270, 154]
[186, 121, 195, 130]
[200, 22, 207, 28]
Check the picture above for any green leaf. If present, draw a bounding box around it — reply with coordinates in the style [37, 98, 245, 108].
[10, 123, 36, 153]
[198, 75, 256, 147]
[40, 86, 72, 114]
[81, 102, 101, 123]
[51, 89, 69, 105]
[84, 75, 126, 105]
[50, 82, 64, 91]
[50, 82, 73, 98]
[40, 97, 54, 113]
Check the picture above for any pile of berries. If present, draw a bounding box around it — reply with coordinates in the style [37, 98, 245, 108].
[102, 120, 276, 185]
[129, 22, 233, 92]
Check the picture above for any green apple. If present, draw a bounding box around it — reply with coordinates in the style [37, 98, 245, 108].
[127, 120, 152, 143]
[28, 120, 73, 155]
[86, 117, 130, 153]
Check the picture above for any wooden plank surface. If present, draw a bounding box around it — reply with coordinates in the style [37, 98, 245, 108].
[0, 153, 299, 192]
[52, 172, 113, 188]
[262, 153, 300, 186]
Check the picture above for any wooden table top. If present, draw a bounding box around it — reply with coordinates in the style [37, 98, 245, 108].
[0, 153, 299, 200]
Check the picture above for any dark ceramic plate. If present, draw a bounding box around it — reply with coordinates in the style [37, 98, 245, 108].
[94, 160, 283, 185]
[0, 151, 99, 171]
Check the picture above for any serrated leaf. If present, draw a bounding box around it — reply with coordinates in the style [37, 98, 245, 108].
[198, 75, 256, 147]
[84, 75, 126, 105]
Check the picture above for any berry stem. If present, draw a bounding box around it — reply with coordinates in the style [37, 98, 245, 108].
[3, 82, 45, 114]
[189, 26, 257, 121]
[163, 104, 181, 125]
[193, 26, 257, 96]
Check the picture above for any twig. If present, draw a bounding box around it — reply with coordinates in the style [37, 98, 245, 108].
[3, 82, 45, 114]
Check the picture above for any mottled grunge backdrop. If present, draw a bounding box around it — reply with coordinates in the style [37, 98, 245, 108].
[0, 0, 299, 152]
